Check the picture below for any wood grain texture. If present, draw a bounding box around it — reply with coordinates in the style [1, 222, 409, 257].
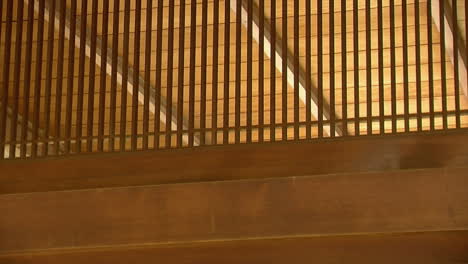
[0, 166, 467, 254]
[1, 129, 468, 194]
[1, 231, 468, 264]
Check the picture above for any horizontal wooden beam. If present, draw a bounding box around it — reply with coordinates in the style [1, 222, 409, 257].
[1, 166, 467, 257]
[1, 129, 468, 194]
[1, 231, 467, 264]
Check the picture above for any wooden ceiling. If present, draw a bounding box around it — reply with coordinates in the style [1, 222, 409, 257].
[0, 0, 468, 158]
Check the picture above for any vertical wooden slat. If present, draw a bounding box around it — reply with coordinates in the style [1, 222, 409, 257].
[132, 0, 142, 151]
[415, 0, 423, 131]
[154, 0, 163, 149]
[466, 0, 468, 118]
[378, 0, 384, 134]
[0, 0, 13, 159]
[293, 0, 300, 140]
[188, 0, 196, 147]
[247, 0, 253, 143]
[427, 0, 435, 130]
[65, 0, 78, 154]
[21, 0, 35, 158]
[77, 0, 88, 153]
[329, 0, 335, 137]
[212, 0, 219, 144]
[402, 0, 410, 132]
[390, 0, 397, 133]
[142, 0, 152, 150]
[452, 0, 461, 128]
[365, 0, 372, 135]
[353, 0, 359, 136]
[177, 0, 186, 147]
[44, 0, 56, 156]
[0, 0, 4, 156]
[120, 0, 131, 151]
[98, 0, 109, 152]
[201, 0, 208, 145]
[341, 0, 347, 137]
[224, 0, 230, 144]
[54, 0, 67, 153]
[10, 0, 25, 158]
[270, 0, 276, 141]
[439, 0, 448, 129]
[87, 0, 98, 152]
[318, 0, 324, 138]
[109, 0, 120, 151]
[235, 0, 241, 144]
[282, 0, 288, 141]
[258, 0, 265, 142]
[0, 0, 2, 53]
[305, 0, 312, 139]
[32, 0, 45, 157]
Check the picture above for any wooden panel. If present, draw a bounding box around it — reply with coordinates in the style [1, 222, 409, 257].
[1, 129, 468, 194]
[0, 166, 467, 253]
[1, 231, 468, 264]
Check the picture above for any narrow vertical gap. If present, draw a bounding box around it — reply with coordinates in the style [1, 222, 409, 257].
[341, 0, 347, 137]
[11, 0, 25, 158]
[143, 0, 152, 150]
[390, 0, 397, 133]
[212, 0, 219, 144]
[77, 0, 89, 154]
[427, 0, 435, 130]
[270, 0, 276, 141]
[329, 0, 335, 137]
[452, 0, 461, 128]
[247, 0, 253, 143]
[0, 0, 13, 159]
[353, 0, 359, 136]
[378, 0, 384, 134]
[32, 0, 45, 157]
[177, 0, 186, 147]
[293, 0, 300, 140]
[54, 0, 67, 153]
[365, 0, 372, 135]
[282, 0, 288, 141]
[132, 0, 142, 151]
[439, 0, 448, 129]
[88, 0, 99, 152]
[154, 0, 164, 148]
[258, 0, 265, 143]
[189, 0, 197, 147]
[402, 0, 410, 132]
[120, 0, 131, 151]
[166, 0, 175, 148]
[65, 0, 78, 154]
[98, 0, 109, 152]
[201, 0, 208, 145]
[415, 0, 423, 131]
[318, 0, 324, 138]
[109, 0, 120, 151]
[305, 0, 312, 139]
[21, 0, 35, 158]
[44, 0, 57, 156]
[235, 0, 242, 144]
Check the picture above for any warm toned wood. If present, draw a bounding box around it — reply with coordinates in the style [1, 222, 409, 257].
[0, 166, 467, 254]
[1, 129, 468, 194]
[0, 231, 467, 264]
